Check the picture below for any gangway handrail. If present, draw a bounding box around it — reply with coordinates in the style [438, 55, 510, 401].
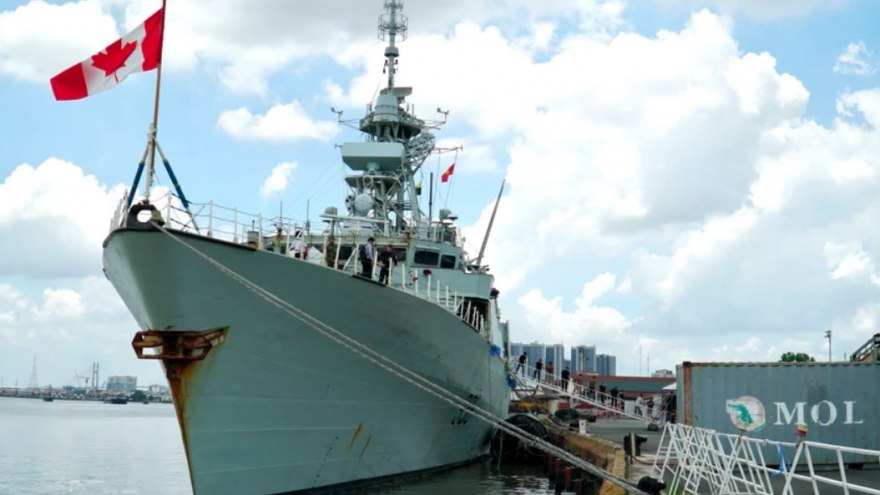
[514, 364, 659, 424]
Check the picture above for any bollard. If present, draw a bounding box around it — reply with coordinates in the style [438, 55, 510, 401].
[554, 471, 565, 494]
[564, 466, 572, 491]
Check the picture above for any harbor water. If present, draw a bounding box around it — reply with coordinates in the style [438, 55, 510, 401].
[0, 397, 554, 495]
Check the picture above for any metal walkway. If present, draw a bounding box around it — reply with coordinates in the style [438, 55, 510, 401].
[514, 364, 656, 424]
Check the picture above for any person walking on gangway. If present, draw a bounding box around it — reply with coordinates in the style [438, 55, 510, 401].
[515, 353, 527, 376]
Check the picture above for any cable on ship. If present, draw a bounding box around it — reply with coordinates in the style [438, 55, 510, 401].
[152, 223, 654, 495]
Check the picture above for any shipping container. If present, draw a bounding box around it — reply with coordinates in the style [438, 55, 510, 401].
[677, 361, 880, 467]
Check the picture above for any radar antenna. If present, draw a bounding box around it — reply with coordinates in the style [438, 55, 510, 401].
[378, 0, 408, 89]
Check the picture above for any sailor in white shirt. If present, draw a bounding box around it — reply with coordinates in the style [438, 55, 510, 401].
[360, 237, 376, 278]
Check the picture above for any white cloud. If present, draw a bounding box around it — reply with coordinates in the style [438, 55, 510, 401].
[217, 102, 339, 142]
[0, 0, 626, 94]
[260, 162, 298, 199]
[833, 41, 878, 77]
[0, 0, 119, 82]
[660, 0, 846, 20]
[0, 158, 127, 278]
[0, 157, 169, 386]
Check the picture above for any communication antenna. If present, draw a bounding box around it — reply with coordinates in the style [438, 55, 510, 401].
[378, 0, 408, 89]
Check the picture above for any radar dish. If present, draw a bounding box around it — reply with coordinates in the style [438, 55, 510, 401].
[353, 194, 374, 215]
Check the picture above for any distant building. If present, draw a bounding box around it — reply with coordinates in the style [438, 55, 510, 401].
[545, 343, 565, 379]
[510, 343, 524, 361]
[652, 368, 675, 378]
[596, 354, 617, 376]
[571, 345, 597, 374]
[148, 384, 169, 394]
[521, 342, 546, 372]
[106, 376, 137, 393]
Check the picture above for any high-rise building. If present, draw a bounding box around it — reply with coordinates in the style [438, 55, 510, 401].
[510, 343, 524, 361]
[544, 344, 565, 379]
[596, 354, 617, 376]
[522, 342, 546, 375]
[106, 375, 137, 393]
[570, 345, 597, 373]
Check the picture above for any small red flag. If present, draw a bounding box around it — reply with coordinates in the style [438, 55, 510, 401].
[441, 163, 455, 183]
[49, 6, 165, 101]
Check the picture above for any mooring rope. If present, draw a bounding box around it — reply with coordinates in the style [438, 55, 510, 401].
[152, 224, 652, 495]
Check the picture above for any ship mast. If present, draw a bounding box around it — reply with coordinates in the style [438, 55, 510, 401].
[381, 0, 403, 90]
[329, 1, 459, 239]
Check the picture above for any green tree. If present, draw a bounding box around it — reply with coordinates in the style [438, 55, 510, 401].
[131, 389, 147, 402]
[780, 352, 815, 363]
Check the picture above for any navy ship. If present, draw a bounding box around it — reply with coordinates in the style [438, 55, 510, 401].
[102, 2, 512, 494]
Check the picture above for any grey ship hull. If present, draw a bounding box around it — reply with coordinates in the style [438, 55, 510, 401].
[102, 228, 510, 495]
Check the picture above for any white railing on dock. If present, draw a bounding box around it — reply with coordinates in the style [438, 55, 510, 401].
[110, 192, 492, 339]
[652, 423, 880, 495]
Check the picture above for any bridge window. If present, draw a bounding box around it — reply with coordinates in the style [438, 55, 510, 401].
[413, 249, 439, 266]
[440, 254, 457, 269]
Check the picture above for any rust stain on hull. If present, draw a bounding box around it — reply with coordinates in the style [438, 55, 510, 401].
[358, 436, 372, 463]
[348, 423, 364, 451]
[131, 327, 228, 494]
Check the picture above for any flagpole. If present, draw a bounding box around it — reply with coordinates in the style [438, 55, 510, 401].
[144, 0, 167, 202]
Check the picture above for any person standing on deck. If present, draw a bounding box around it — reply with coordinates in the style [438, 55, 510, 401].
[360, 237, 375, 278]
[325, 235, 338, 268]
[561, 367, 570, 391]
[292, 230, 306, 259]
[545, 361, 554, 385]
[598, 383, 607, 404]
[588, 376, 597, 399]
[377, 245, 396, 285]
[533, 359, 543, 380]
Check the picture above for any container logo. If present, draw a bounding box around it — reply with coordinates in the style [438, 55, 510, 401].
[726, 396, 766, 432]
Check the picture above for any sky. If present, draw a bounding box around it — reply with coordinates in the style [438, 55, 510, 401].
[2, 0, 880, 388]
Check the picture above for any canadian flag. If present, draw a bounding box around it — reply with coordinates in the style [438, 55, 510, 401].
[50, 7, 165, 101]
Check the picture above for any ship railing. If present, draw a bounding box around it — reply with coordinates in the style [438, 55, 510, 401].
[314, 242, 489, 338]
[652, 423, 880, 495]
[110, 191, 310, 245]
[514, 367, 657, 423]
[108, 193, 489, 337]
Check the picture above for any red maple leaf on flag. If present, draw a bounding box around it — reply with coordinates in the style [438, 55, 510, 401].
[91, 39, 138, 81]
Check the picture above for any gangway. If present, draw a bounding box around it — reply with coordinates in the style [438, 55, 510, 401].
[850, 333, 880, 362]
[652, 423, 880, 495]
[513, 364, 657, 424]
